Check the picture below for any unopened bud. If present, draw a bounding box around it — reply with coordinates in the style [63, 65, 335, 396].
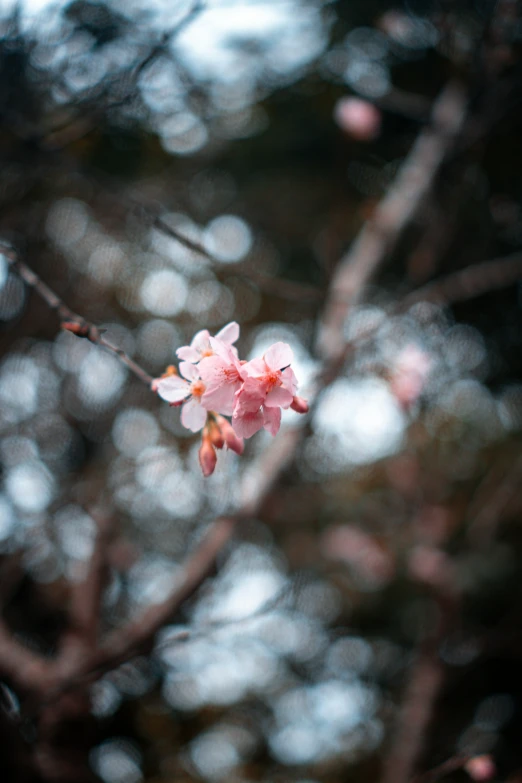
[199, 432, 217, 477]
[61, 320, 89, 337]
[216, 415, 244, 455]
[290, 395, 309, 414]
[207, 418, 225, 449]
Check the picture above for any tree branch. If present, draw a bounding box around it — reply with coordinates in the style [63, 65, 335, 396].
[317, 82, 468, 361]
[0, 243, 153, 387]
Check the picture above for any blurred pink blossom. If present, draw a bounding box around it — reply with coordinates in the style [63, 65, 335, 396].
[334, 97, 382, 141]
[389, 343, 432, 409]
[464, 755, 496, 782]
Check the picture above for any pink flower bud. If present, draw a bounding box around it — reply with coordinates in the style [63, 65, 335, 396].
[290, 395, 309, 414]
[216, 415, 244, 455]
[464, 755, 496, 782]
[334, 97, 381, 141]
[207, 418, 225, 449]
[199, 433, 217, 477]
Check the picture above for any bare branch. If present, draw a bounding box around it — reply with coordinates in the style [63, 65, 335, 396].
[0, 243, 154, 387]
[59, 512, 112, 657]
[317, 82, 468, 361]
[380, 645, 446, 783]
[34, 83, 474, 708]
[402, 251, 522, 309]
[411, 754, 471, 783]
[0, 620, 53, 694]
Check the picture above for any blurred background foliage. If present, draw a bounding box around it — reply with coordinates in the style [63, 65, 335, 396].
[1, 0, 522, 781]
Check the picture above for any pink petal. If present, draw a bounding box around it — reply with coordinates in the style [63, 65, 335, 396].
[232, 409, 264, 438]
[234, 378, 266, 414]
[281, 366, 298, 395]
[179, 361, 200, 381]
[215, 321, 239, 345]
[176, 345, 201, 363]
[209, 336, 237, 363]
[156, 376, 190, 403]
[181, 398, 208, 432]
[202, 383, 238, 416]
[264, 386, 293, 408]
[263, 406, 281, 436]
[264, 342, 293, 371]
[198, 355, 227, 386]
[241, 357, 266, 378]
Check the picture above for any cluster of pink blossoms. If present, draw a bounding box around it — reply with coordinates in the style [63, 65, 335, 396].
[152, 322, 308, 476]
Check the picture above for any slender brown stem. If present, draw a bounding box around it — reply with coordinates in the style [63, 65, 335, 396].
[0, 243, 153, 386]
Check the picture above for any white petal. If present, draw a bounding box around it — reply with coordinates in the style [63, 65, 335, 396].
[215, 321, 239, 345]
[209, 335, 234, 362]
[156, 376, 190, 403]
[177, 346, 201, 363]
[191, 329, 211, 352]
[181, 398, 207, 432]
[179, 361, 200, 381]
[263, 342, 293, 370]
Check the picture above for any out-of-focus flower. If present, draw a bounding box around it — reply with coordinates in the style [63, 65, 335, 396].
[321, 525, 395, 588]
[464, 755, 496, 782]
[176, 321, 239, 363]
[334, 97, 382, 141]
[389, 343, 432, 409]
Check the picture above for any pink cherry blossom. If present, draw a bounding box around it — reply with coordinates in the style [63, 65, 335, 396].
[241, 342, 298, 409]
[176, 322, 239, 364]
[198, 337, 244, 415]
[231, 342, 297, 437]
[154, 329, 308, 472]
[154, 362, 208, 432]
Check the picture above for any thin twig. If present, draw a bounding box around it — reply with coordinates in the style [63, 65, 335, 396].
[402, 250, 522, 309]
[411, 754, 470, 783]
[0, 243, 153, 386]
[0, 620, 54, 694]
